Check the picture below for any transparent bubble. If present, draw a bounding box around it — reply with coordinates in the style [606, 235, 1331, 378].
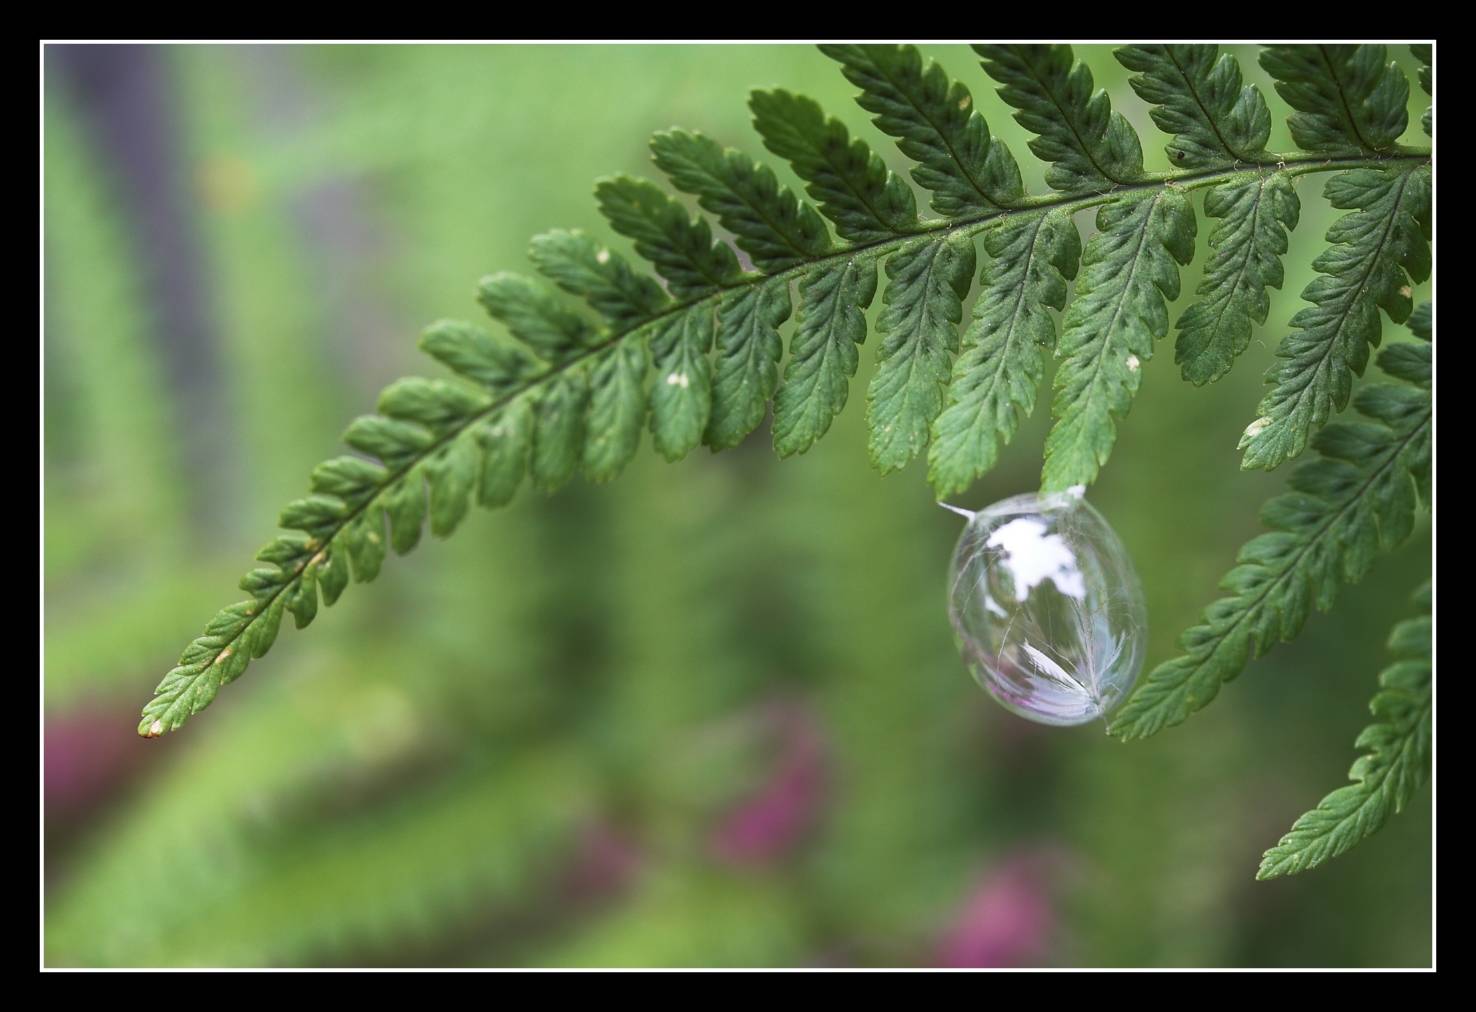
[945, 489, 1146, 727]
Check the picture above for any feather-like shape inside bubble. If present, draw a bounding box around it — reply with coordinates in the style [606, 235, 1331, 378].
[944, 489, 1146, 727]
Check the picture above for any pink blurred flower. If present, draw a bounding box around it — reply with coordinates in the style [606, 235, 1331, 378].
[936, 852, 1060, 968]
[45, 703, 155, 825]
[708, 701, 830, 869]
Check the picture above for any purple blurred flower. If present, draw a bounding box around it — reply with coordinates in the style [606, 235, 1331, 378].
[708, 701, 830, 869]
[936, 852, 1059, 968]
[45, 703, 155, 825]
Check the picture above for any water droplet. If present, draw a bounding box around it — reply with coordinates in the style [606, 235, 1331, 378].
[945, 491, 1146, 727]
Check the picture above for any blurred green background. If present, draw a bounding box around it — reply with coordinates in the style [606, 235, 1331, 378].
[42, 43, 1432, 968]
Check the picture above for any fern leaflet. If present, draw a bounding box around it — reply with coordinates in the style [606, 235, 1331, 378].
[1109, 315, 1431, 742]
[1256, 581, 1431, 879]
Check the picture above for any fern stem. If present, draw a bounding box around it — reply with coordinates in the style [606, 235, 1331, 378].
[148, 149, 1430, 732]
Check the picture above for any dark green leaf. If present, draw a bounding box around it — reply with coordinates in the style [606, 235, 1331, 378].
[821, 43, 1023, 215]
[1176, 173, 1299, 384]
[750, 89, 918, 243]
[1241, 166, 1431, 470]
[650, 129, 832, 273]
[1116, 45, 1270, 167]
[1043, 190, 1196, 491]
[866, 233, 976, 473]
[976, 44, 1144, 192]
[772, 256, 878, 456]
[1260, 45, 1410, 153]
[929, 211, 1080, 496]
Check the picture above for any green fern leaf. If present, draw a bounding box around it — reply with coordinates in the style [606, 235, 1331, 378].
[474, 399, 533, 507]
[749, 89, 919, 242]
[648, 309, 715, 461]
[1042, 189, 1196, 491]
[866, 233, 976, 473]
[1115, 44, 1271, 167]
[975, 44, 1144, 192]
[418, 319, 542, 393]
[530, 372, 588, 492]
[1411, 45, 1431, 137]
[1175, 173, 1300, 384]
[649, 129, 832, 272]
[1257, 582, 1432, 879]
[476, 271, 596, 361]
[771, 255, 878, 457]
[529, 229, 669, 326]
[583, 342, 648, 481]
[1239, 165, 1431, 470]
[1260, 44, 1410, 154]
[928, 211, 1080, 496]
[820, 43, 1023, 214]
[1109, 330, 1431, 742]
[1407, 300, 1431, 342]
[594, 174, 745, 298]
[705, 280, 792, 450]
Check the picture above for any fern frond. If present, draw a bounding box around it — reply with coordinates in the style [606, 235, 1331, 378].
[1257, 582, 1431, 879]
[1239, 164, 1431, 469]
[1109, 316, 1432, 742]
[140, 44, 1431, 738]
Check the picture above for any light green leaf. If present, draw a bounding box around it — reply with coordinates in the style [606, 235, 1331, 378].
[866, 233, 975, 474]
[595, 174, 744, 298]
[529, 371, 589, 492]
[929, 211, 1080, 496]
[1042, 189, 1196, 491]
[705, 280, 791, 450]
[528, 229, 669, 327]
[582, 343, 648, 482]
[648, 309, 714, 461]
[772, 256, 878, 457]
[477, 271, 597, 361]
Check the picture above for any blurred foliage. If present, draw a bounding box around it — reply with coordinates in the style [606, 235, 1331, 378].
[43, 44, 1431, 967]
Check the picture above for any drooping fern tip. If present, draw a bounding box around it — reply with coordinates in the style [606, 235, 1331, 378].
[138, 43, 1432, 879]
